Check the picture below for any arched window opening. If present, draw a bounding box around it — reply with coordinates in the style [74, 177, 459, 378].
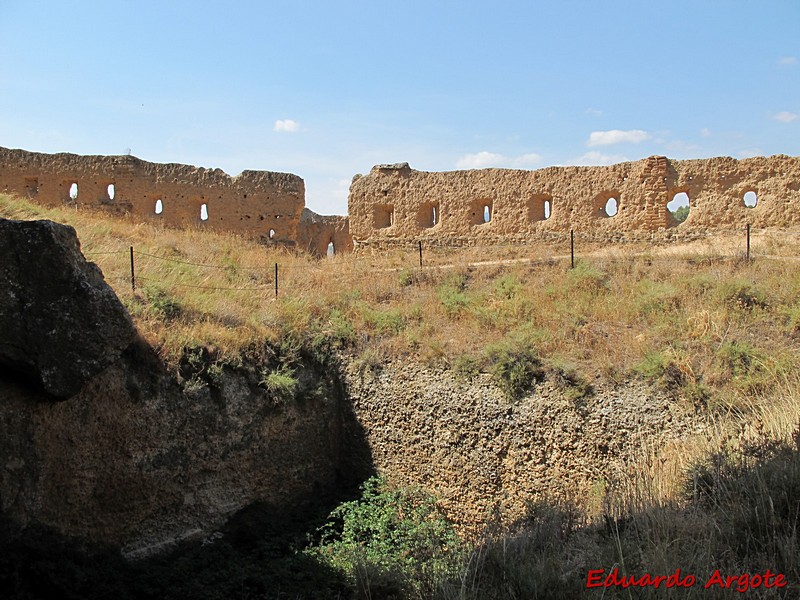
[419, 203, 440, 228]
[374, 205, 394, 229]
[743, 191, 758, 208]
[269, 229, 276, 239]
[69, 182, 78, 200]
[200, 204, 209, 221]
[470, 199, 493, 225]
[327, 241, 335, 257]
[667, 192, 690, 224]
[107, 184, 115, 200]
[528, 194, 552, 222]
[604, 197, 618, 217]
[154, 199, 163, 215]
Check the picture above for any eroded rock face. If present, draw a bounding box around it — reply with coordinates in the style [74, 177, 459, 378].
[0, 343, 370, 557]
[0, 218, 136, 398]
[341, 360, 701, 533]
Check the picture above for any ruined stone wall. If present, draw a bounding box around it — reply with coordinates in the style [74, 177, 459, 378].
[296, 208, 353, 256]
[0, 146, 349, 255]
[348, 155, 800, 249]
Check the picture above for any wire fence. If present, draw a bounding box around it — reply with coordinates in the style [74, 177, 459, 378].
[81, 224, 800, 299]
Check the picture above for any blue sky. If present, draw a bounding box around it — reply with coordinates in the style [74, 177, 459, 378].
[1, 1, 797, 215]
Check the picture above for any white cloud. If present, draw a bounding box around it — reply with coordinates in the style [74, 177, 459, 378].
[274, 119, 300, 132]
[455, 151, 542, 170]
[779, 56, 797, 66]
[585, 108, 603, 117]
[736, 148, 763, 159]
[587, 129, 651, 147]
[569, 151, 630, 166]
[774, 111, 798, 123]
[700, 127, 711, 137]
[456, 151, 504, 169]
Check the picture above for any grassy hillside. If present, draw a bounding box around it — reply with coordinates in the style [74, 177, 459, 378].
[3, 193, 800, 598]
[3, 192, 799, 408]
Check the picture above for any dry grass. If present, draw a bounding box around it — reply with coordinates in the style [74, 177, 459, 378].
[5, 192, 800, 597]
[3, 193, 800, 403]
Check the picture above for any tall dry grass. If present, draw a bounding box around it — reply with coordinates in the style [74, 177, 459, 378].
[5, 193, 800, 597]
[3, 193, 800, 401]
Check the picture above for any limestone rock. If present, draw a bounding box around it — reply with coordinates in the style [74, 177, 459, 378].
[0, 218, 136, 398]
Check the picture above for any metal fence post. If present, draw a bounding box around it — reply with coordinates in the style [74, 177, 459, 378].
[130, 246, 135, 292]
[746, 223, 751, 262]
[570, 230, 575, 269]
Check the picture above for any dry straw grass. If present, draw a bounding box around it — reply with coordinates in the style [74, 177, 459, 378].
[4, 193, 800, 597]
[3, 193, 800, 396]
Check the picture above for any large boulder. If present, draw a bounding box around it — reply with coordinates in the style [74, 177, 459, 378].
[0, 218, 136, 398]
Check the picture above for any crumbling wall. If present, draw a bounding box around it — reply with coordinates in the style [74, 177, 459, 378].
[0, 146, 350, 255]
[348, 155, 800, 249]
[297, 209, 353, 256]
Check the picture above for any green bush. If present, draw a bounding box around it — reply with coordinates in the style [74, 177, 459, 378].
[483, 337, 544, 402]
[143, 287, 182, 320]
[671, 205, 690, 223]
[437, 272, 471, 318]
[308, 476, 463, 599]
[451, 353, 481, 381]
[566, 261, 609, 293]
[259, 365, 298, 402]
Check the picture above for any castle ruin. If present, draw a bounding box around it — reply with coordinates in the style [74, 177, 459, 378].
[2, 146, 799, 254]
[348, 155, 800, 250]
[0, 146, 351, 256]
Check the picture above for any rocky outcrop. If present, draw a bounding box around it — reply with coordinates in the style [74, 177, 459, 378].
[0, 343, 371, 557]
[341, 361, 701, 533]
[0, 217, 370, 557]
[0, 218, 136, 398]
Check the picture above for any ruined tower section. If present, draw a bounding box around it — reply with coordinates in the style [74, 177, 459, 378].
[348, 155, 800, 250]
[0, 146, 351, 255]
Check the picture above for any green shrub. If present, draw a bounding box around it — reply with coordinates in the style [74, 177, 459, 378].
[308, 476, 463, 599]
[671, 205, 690, 223]
[143, 287, 182, 320]
[484, 337, 543, 402]
[366, 307, 407, 335]
[494, 274, 523, 299]
[566, 261, 608, 293]
[634, 350, 669, 380]
[259, 365, 298, 402]
[451, 353, 481, 381]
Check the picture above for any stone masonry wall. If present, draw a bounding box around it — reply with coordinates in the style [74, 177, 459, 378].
[348, 155, 800, 250]
[0, 146, 346, 256]
[5, 147, 799, 256]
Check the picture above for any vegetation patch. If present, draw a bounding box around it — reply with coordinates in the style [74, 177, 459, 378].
[307, 476, 463, 599]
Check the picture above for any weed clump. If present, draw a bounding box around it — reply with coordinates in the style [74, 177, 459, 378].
[483, 336, 544, 402]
